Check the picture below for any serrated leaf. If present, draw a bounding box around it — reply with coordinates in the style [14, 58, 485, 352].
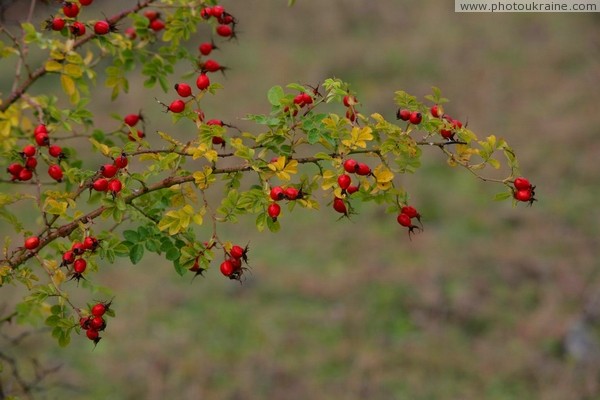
[129, 243, 144, 264]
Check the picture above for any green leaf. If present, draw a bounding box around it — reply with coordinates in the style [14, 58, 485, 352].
[494, 191, 512, 201]
[165, 247, 180, 261]
[130, 244, 144, 265]
[267, 85, 284, 106]
[122, 230, 139, 242]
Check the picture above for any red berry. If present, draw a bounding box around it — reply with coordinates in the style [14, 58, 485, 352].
[401, 206, 420, 219]
[89, 316, 105, 331]
[202, 59, 221, 73]
[50, 17, 65, 31]
[284, 187, 300, 200]
[48, 145, 63, 158]
[200, 7, 213, 19]
[216, 24, 232, 37]
[18, 168, 33, 181]
[333, 197, 347, 215]
[168, 99, 186, 113]
[24, 157, 37, 170]
[174, 83, 192, 98]
[71, 242, 85, 255]
[7, 163, 24, 177]
[108, 179, 122, 194]
[440, 128, 454, 139]
[124, 113, 140, 126]
[62, 251, 75, 265]
[514, 189, 533, 202]
[86, 328, 100, 341]
[196, 73, 210, 90]
[101, 164, 118, 178]
[452, 119, 463, 129]
[207, 119, 223, 127]
[267, 203, 281, 220]
[397, 213, 412, 227]
[24, 236, 40, 250]
[70, 21, 86, 36]
[345, 109, 357, 122]
[396, 109, 411, 121]
[212, 136, 225, 145]
[125, 27, 137, 40]
[79, 0, 93, 5]
[343, 95, 357, 107]
[346, 185, 359, 195]
[34, 124, 48, 135]
[22, 145, 36, 158]
[301, 92, 313, 105]
[48, 164, 63, 182]
[409, 111, 422, 125]
[430, 104, 441, 118]
[73, 258, 87, 274]
[513, 177, 531, 190]
[283, 106, 298, 117]
[114, 154, 128, 169]
[356, 163, 371, 176]
[143, 10, 160, 21]
[35, 133, 49, 146]
[83, 236, 99, 251]
[220, 259, 235, 277]
[293, 94, 305, 106]
[343, 159, 358, 174]
[94, 20, 110, 35]
[199, 42, 215, 56]
[149, 19, 165, 32]
[79, 316, 91, 329]
[128, 130, 145, 141]
[212, 5, 225, 18]
[195, 109, 205, 122]
[270, 186, 285, 201]
[62, 2, 79, 18]
[92, 178, 109, 192]
[230, 257, 242, 270]
[337, 174, 351, 190]
[230, 245, 245, 259]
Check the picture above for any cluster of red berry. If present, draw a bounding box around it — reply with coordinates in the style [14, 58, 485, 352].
[512, 177, 537, 204]
[219, 244, 250, 281]
[6, 124, 64, 182]
[89, 154, 128, 197]
[429, 104, 464, 140]
[396, 205, 422, 237]
[266, 185, 304, 221]
[343, 94, 359, 122]
[201, 5, 237, 38]
[45, 1, 105, 37]
[329, 158, 374, 216]
[60, 235, 100, 282]
[79, 301, 112, 345]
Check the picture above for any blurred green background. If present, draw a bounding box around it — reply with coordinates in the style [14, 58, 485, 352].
[2, 1, 600, 399]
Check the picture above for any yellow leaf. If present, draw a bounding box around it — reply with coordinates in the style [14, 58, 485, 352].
[60, 74, 76, 97]
[63, 63, 82, 78]
[193, 167, 214, 190]
[45, 60, 63, 72]
[52, 269, 66, 287]
[268, 156, 286, 172]
[373, 164, 394, 184]
[89, 138, 110, 156]
[44, 198, 68, 215]
[320, 170, 337, 190]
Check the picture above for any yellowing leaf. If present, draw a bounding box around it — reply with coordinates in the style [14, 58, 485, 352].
[275, 159, 298, 181]
[373, 164, 394, 184]
[60, 74, 76, 97]
[44, 198, 68, 215]
[268, 156, 286, 172]
[193, 167, 214, 190]
[89, 138, 110, 156]
[320, 170, 337, 191]
[63, 63, 82, 78]
[52, 269, 66, 287]
[45, 60, 63, 72]
[341, 126, 373, 149]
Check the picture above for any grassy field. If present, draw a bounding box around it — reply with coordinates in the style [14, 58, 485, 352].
[2, 1, 600, 399]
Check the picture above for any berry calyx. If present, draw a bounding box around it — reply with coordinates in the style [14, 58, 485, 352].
[267, 203, 281, 220]
[24, 236, 40, 250]
[48, 164, 63, 182]
[270, 186, 285, 201]
[196, 73, 210, 90]
[343, 159, 358, 174]
[174, 83, 192, 98]
[409, 111, 422, 125]
[168, 99, 186, 113]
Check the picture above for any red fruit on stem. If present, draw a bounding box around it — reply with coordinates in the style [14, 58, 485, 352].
[430, 104, 441, 118]
[80, 0, 93, 5]
[83, 236, 99, 251]
[346, 185, 359, 195]
[212, 136, 224, 145]
[216, 24, 233, 37]
[196, 73, 210, 90]
[62, 251, 75, 265]
[18, 169, 33, 181]
[343, 159, 358, 174]
[270, 186, 285, 201]
[356, 163, 371, 176]
[34, 124, 47, 135]
[24, 157, 37, 170]
[70, 21, 86, 36]
[397, 213, 412, 227]
[230, 257, 242, 270]
[409, 111, 422, 125]
[440, 128, 454, 139]
[108, 179, 122, 194]
[174, 83, 192, 97]
[200, 7, 213, 19]
[49, 17, 65, 31]
[212, 5, 225, 18]
[401, 206, 420, 219]
[396, 109, 411, 121]
[230, 245, 245, 259]
[333, 197, 347, 215]
[7, 163, 24, 176]
[301, 92, 313, 105]
[267, 203, 281, 220]
[284, 187, 300, 200]
[168, 99, 186, 113]
[206, 119, 223, 126]
[89, 316, 105, 331]
[343, 95, 357, 107]
[86, 328, 100, 341]
[94, 20, 111, 35]
[202, 59, 221, 73]
[124, 114, 140, 126]
[48, 164, 63, 182]
[514, 189, 533, 202]
[114, 154, 128, 169]
[337, 174, 351, 190]
[293, 94, 305, 106]
[22, 145, 36, 158]
[79, 316, 91, 329]
[345, 109, 356, 122]
[73, 258, 87, 274]
[71, 242, 85, 255]
[24, 236, 40, 250]
[199, 42, 215, 56]
[62, 2, 79, 18]
[143, 10, 160, 21]
[35, 133, 49, 146]
[220, 259, 235, 277]
[128, 130, 145, 141]
[48, 145, 63, 158]
[149, 19, 165, 32]
[101, 164, 118, 178]
[125, 27, 137, 40]
[513, 177, 531, 190]
[92, 178, 109, 192]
